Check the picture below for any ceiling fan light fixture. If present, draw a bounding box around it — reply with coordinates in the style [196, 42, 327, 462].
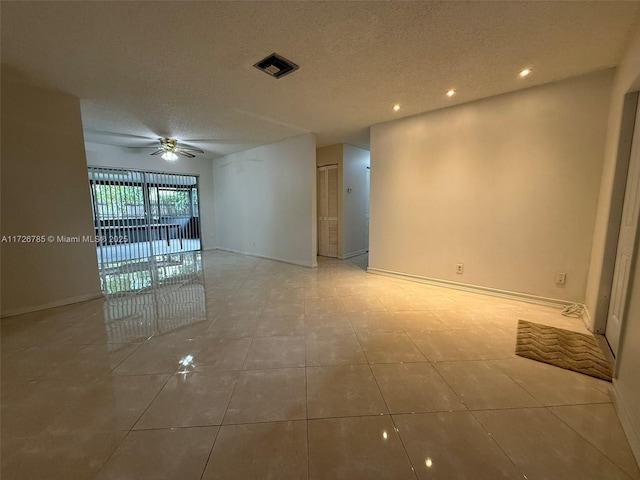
[161, 151, 179, 161]
[128, 137, 204, 160]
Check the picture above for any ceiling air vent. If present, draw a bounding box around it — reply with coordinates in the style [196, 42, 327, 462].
[253, 53, 299, 79]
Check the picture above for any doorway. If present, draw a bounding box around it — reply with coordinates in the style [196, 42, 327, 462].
[365, 166, 370, 251]
[606, 95, 640, 356]
[88, 167, 202, 293]
[317, 164, 338, 257]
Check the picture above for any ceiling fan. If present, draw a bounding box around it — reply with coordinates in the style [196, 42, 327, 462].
[84, 129, 271, 159]
[129, 137, 204, 161]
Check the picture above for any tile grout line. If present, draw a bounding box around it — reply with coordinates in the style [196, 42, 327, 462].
[361, 328, 419, 480]
[545, 404, 639, 478]
[468, 409, 529, 478]
[128, 370, 175, 431]
[304, 294, 312, 480]
[199, 424, 222, 480]
[349, 315, 419, 479]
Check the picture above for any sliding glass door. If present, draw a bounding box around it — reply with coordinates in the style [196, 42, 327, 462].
[88, 167, 202, 295]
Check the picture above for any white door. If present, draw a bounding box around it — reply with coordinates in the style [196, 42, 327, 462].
[365, 167, 370, 250]
[317, 165, 338, 257]
[606, 100, 640, 355]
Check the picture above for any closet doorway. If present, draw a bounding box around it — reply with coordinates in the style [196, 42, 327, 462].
[317, 164, 338, 257]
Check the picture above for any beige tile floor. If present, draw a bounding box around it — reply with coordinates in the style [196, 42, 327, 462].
[2, 251, 640, 479]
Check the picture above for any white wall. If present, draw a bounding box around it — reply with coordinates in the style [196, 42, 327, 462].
[1, 81, 102, 316]
[616, 242, 640, 462]
[213, 134, 317, 267]
[342, 145, 370, 258]
[369, 70, 613, 303]
[84, 142, 216, 250]
[316, 144, 342, 168]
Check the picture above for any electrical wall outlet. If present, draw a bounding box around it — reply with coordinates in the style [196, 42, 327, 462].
[555, 272, 566, 285]
[456, 263, 464, 274]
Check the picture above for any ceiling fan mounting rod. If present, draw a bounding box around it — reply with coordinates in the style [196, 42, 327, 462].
[160, 138, 178, 151]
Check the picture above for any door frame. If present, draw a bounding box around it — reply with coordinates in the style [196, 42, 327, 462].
[596, 92, 639, 352]
[605, 96, 640, 356]
[317, 164, 339, 258]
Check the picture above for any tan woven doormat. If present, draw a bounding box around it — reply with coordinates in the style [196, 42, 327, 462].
[515, 320, 613, 382]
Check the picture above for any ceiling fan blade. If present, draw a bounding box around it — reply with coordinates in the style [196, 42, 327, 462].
[128, 145, 162, 149]
[178, 151, 196, 158]
[84, 129, 156, 141]
[177, 146, 205, 153]
[183, 138, 262, 145]
[150, 149, 164, 156]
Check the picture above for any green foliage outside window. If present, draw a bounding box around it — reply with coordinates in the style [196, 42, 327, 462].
[92, 184, 198, 220]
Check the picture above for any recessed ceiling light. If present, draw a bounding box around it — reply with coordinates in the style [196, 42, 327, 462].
[519, 68, 532, 77]
[393, 104, 401, 112]
[446, 89, 456, 97]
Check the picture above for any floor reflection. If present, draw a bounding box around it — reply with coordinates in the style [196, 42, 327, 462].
[97, 239, 202, 264]
[2, 251, 637, 480]
[100, 251, 206, 345]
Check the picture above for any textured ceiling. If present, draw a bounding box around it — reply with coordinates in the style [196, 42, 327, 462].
[2, 1, 639, 158]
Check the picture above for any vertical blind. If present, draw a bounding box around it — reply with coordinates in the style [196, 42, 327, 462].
[87, 166, 202, 297]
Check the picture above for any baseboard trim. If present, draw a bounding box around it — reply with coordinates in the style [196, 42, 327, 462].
[339, 249, 368, 260]
[582, 305, 598, 333]
[1, 292, 105, 318]
[366, 267, 575, 309]
[611, 380, 640, 466]
[215, 247, 317, 268]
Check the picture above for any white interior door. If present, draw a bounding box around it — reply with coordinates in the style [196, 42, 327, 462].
[365, 166, 370, 250]
[606, 99, 640, 356]
[317, 165, 338, 257]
